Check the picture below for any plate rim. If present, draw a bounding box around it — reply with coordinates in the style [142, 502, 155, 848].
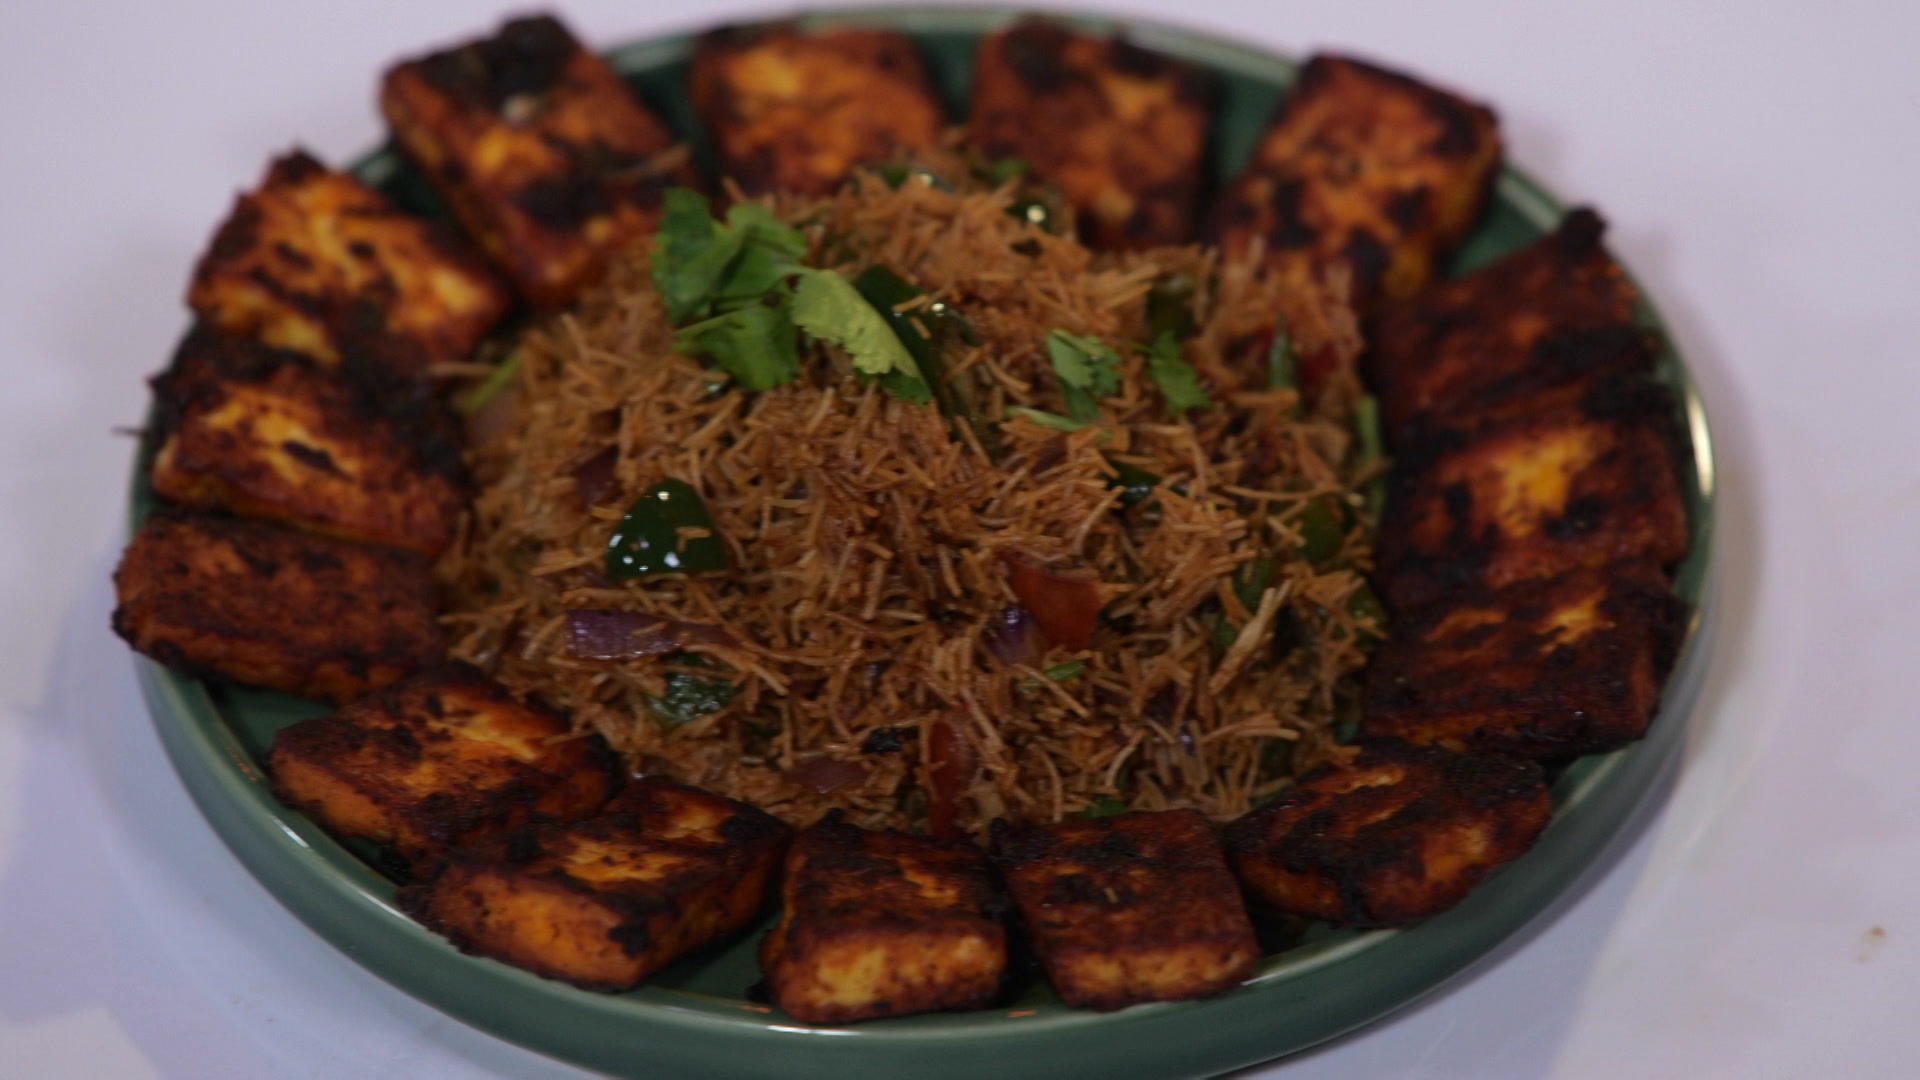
[127, 7, 1719, 1078]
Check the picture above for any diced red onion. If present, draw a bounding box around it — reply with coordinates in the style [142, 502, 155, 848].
[564, 610, 734, 661]
[987, 606, 1041, 666]
[572, 448, 618, 509]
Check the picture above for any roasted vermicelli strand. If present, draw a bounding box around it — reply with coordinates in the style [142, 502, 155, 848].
[439, 150, 1381, 839]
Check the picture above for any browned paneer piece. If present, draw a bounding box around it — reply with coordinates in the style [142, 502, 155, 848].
[691, 25, 944, 198]
[381, 14, 695, 307]
[111, 510, 444, 704]
[994, 809, 1257, 1011]
[761, 815, 1007, 1023]
[268, 666, 621, 865]
[969, 20, 1213, 250]
[188, 150, 509, 374]
[404, 778, 791, 991]
[1208, 55, 1501, 312]
[1367, 208, 1654, 436]
[1376, 380, 1690, 612]
[148, 328, 466, 558]
[1224, 740, 1551, 926]
[1363, 564, 1686, 758]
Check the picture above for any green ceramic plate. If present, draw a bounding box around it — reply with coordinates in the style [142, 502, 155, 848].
[129, 7, 1718, 1078]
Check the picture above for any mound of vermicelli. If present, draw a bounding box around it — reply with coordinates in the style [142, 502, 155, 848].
[439, 149, 1381, 838]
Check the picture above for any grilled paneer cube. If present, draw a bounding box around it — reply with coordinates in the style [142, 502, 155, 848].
[1224, 740, 1550, 926]
[761, 816, 1006, 1023]
[111, 510, 443, 703]
[381, 15, 694, 307]
[1367, 208, 1653, 436]
[1363, 564, 1686, 758]
[691, 25, 944, 198]
[1208, 55, 1501, 312]
[149, 328, 465, 557]
[405, 778, 790, 991]
[994, 809, 1257, 1011]
[269, 666, 620, 864]
[1376, 381, 1690, 611]
[969, 21, 1212, 250]
[188, 151, 508, 373]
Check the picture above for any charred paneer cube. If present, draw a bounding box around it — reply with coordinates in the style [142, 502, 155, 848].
[381, 15, 694, 307]
[1208, 55, 1501, 312]
[188, 150, 508, 374]
[969, 20, 1213, 250]
[1367, 208, 1654, 436]
[269, 665, 620, 865]
[761, 815, 1007, 1023]
[405, 778, 790, 991]
[1376, 380, 1690, 612]
[691, 25, 944, 198]
[148, 328, 465, 558]
[1224, 740, 1551, 926]
[994, 809, 1257, 1011]
[111, 510, 443, 704]
[1363, 564, 1686, 758]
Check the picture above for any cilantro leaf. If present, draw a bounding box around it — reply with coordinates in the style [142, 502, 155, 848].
[1046, 330, 1122, 422]
[652, 188, 808, 326]
[674, 305, 800, 391]
[653, 189, 735, 323]
[1047, 330, 1122, 395]
[1145, 331, 1211, 414]
[724, 203, 807, 259]
[791, 270, 929, 402]
[1006, 406, 1091, 434]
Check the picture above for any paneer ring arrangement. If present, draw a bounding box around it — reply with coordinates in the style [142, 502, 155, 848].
[115, 12, 1695, 1025]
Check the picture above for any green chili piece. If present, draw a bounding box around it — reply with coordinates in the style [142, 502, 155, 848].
[456, 352, 521, 415]
[1145, 275, 1199, 342]
[606, 479, 729, 580]
[1295, 495, 1349, 568]
[1007, 196, 1057, 232]
[1108, 460, 1160, 507]
[1079, 795, 1129, 820]
[1044, 660, 1086, 683]
[1267, 328, 1298, 392]
[1259, 737, 1295, 777]
[645, 667, 740, 729]
[1355, 393, 1386, 516]
[1347, 582, 1388, 636]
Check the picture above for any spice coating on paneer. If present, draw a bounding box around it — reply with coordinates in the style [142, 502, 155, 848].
[269, 665, 621, 864]
[1208, 54, 1501, 312]
[404, 778, 790, 991]
[994, 809, 1257, 1011]
[1362, 564, 1686, 758]
[691, 25, 944, 198]
[189, 150, 508, 373]
[149, 328, 466, 558]
[111, 510, 444, 703]
[1367, 208, 1652, 437]
[969, 20, 1213, 250]
[1376, 380, 1690, 612]
[1224, 740, 1550, 926]
[761, 816, 1007, 1023]
[381, 14, 694, 307]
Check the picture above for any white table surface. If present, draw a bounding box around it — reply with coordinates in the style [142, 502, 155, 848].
[4, 1, 1917, 1076]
